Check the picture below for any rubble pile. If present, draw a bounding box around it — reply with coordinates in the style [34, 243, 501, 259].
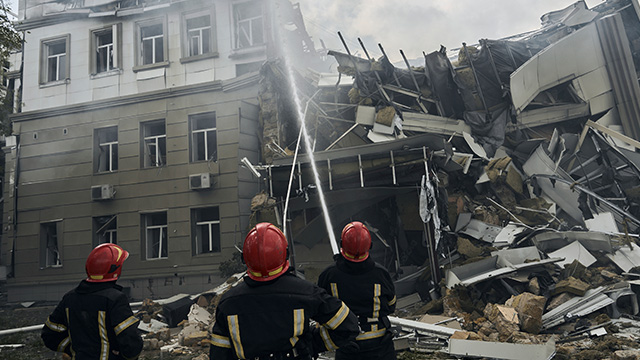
[250, 0, 640, 358]
[134, 275, 244, 357]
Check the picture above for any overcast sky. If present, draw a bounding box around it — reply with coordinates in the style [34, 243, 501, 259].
[3, 0, 603, 62]
[296, 0, 603, 63]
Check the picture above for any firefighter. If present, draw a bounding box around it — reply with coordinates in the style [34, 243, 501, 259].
[41, 243, 143, 360]
[209, 222, 360, 360]
[318, 221, 397, 360]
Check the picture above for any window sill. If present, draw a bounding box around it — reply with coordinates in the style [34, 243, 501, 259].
[132, 61, 170, 73]
[39, 79, 70, 88]
[229, 44, 266, 59]
[193, 251, 222, 257]
[95, 170, 119, 175]
[180, 52, 219, 64]
[91, 69, 123, 79]
[41, 265, 63, 270]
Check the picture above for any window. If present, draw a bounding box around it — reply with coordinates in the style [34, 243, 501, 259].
[142, 120, 166, 167]
[93, 215, 117, 246]
[136, 19, 166, 66]
[233, 1, 264, 49]
[91, 24, 121, 75]
[190, 112, 217, 162]
[95, 126, 118, 173]
[144, 212, 167, 260]
[40, 35, 70, 84]
[184, 11, 215, 58]
[40, 221, 62, 268]
[192, 207, 220, 254]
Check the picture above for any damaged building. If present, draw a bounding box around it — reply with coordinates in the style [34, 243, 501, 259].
[0, 0, 323, 302]
[240, 0, 640, 357]
[3, 0, 640, 358]
[255, 0, 640, 285]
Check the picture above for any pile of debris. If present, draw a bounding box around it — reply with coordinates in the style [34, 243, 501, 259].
[248, 0, 640, 358]
[133, 274, 242, 358]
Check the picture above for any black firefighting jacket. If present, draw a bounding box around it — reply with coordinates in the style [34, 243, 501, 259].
[209, 272, 360, 359]
[41, 280, 143, 360]
[317, 257, 397, 343]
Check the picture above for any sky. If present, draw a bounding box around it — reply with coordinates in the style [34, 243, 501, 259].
[2, 0, 603, 62]
[295, 0, 603, 63]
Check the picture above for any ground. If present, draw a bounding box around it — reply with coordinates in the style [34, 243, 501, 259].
[0, 283, 438, 359]
[0, 282, 209, 360]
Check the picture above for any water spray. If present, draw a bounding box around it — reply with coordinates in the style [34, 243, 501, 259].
[276, 7, 339, 256]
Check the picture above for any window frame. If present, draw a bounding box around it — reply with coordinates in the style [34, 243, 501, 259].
[94, 126, 118, 173]
[141, 120, 166, 168]
[90, 23, 122, 77]
[181, 8, 218, 63]
[93, 215, 118, 247]
[133, 17, 169, 71]
[142, 211, 168, 260]
[232, 0, 265, 50]
[189, 112, 217, 163]
[191, 207, 221, 255]
[40, 220, 63, 268]
[39, 34, 70, 85]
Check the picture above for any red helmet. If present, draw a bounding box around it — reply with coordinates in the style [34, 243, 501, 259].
[86, 243, 129, 282]
[243, 223, 290, 281]
[341, 221, 371, 262]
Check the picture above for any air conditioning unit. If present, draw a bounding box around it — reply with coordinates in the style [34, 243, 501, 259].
[91, 184, 114, 201]
[189, 173, 212, 190]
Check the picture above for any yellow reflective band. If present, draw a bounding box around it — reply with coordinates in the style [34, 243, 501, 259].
[356, 328, 386, 341]
[115, 316, 139, 336]
[388, 295, 397, 306]
[343, 252, 367, 260]
[325, 302, 349, 330]
[330, 283, 339, 298]
[57, 336, 70, 352]
[249, 264, 284, 279]
[90, 275, 105, 280]
[289, 309, 305, 348]
[115, 246, 123, 262]
[320, 326, 338, 351]
[65, 308, 76, 359]
[45, 317, 67, 332]
[373, 284, 381, 318]
[98, 311, 110, 360]
[228, 315, 246, 359]
[211, 334, 232, 348]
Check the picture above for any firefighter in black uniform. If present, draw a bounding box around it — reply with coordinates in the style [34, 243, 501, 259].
[318, 221, 397, 360]
[209, 222, 360, 360]
[41, 243, 143, 360]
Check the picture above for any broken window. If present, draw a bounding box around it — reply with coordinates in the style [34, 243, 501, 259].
[41, 35, 69, 83]
[40, 221, 62, 268]
[144, 212, 167, 260]
[192, 207, 220, 254]
[92, 25, 120, 74]
[190, 112, 217, 162]
[95, 126, 118, 173]
[93, 215, 117, 246]
[137, 19, 165, 66]
[233, 1, 264, 49]
[142, 120, 166, 167]
[184, 11, 215, 58]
